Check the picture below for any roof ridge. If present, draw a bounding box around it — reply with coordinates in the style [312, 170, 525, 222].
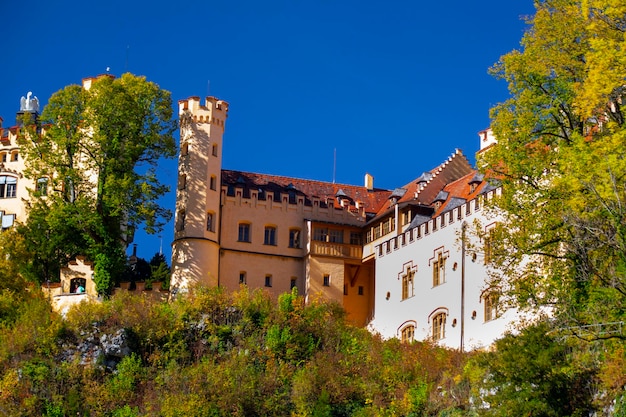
[222, 168, 391, 191]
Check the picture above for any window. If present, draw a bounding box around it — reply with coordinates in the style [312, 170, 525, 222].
[1, 153, 6, 162]
[401, 325, 415, 343]
[264, 226, 277, 245]
[484, 229, 494, 264]
[178, 174, 186, 190]
[12, 152, 18, 161]
[290, 278, 297, 289]
[349, 231, 362, 245]
[206, 212, 214, 232]
[366, 230, 372, 243]
[323, 274, 330, 287]
[238, 223, 251, 242]
[181, 142, 189, 156]
[358, 286, 364, 295]
[239, 272, 247, 285]
[176, 210, 186, 232]
[289, 229, 301, 248]
[475, 197, 480, 210]
[0, 175, 17, 198]
[401, 267, 414, 300]
[265, 275, 272, 287]
[329, 229, 343, 243]
[432, 312, 446, 341]
[382, 218, 390, 235]
[313, 227, 328, 242]
[344, 285, 348, 295]
[210, 175, 217, 191]
[433, 252, 446, 286]
[37, 177, 48, 196]
[212, 143, 218, 156]
[401, 211, 411, 226]
[484, 292, 499, 322]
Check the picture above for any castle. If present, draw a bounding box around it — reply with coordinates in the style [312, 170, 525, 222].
[170, 96, 521, 349]
[0, 80, 522, 349]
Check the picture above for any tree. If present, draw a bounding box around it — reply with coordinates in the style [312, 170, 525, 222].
[469, 321, 596, 416]
[148, 252, 171, 288]
[479, 0, 626, 338]
[18, 73, 177, 291]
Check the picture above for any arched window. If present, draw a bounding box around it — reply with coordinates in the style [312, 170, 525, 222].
[401, 324, 415, 343]
[0, 175, 17, 198]
[429, 309, 448, 341]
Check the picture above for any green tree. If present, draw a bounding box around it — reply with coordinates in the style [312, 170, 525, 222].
[479, 0, 626, 336]
[18, 73, 177, 289]
[148, 252, 171, 288]
[469, 321, 596, 416]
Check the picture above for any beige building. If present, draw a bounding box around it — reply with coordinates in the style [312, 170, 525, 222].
[170, 96, 393, 325]
[0, 95, 41, 229]
[169, 96, 489, 328]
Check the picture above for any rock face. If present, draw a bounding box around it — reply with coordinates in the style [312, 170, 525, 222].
[57, 322, 135, 370]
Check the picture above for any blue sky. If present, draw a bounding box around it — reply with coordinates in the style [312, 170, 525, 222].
[1, 1, 535, 261]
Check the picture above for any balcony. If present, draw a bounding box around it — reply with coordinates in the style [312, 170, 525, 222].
[311, 241, 362, 259]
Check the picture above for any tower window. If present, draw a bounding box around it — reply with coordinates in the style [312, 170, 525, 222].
[265, 275, 272, 287]
[176, 210, 186, 232]
[212, 143, 218, 157]
[206, 212, 214, 232]
[210, 175, 217, 191]
[239, 272, 247, 285]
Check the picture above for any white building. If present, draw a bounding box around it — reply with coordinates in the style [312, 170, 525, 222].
[367, 131, 521, 350]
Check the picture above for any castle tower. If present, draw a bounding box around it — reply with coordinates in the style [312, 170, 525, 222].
[170, 96, 228, 295]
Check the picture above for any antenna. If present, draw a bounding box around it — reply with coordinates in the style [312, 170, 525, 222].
[333, 148, 337, 184]
[125, 45, 130, 72]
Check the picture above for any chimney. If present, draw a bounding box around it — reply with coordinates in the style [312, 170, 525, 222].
[365, 173, 374, 191]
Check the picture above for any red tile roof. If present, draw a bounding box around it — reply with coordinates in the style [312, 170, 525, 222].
[221, 170, 391, 215]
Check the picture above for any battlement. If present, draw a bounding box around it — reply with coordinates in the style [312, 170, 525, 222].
[178, 96, 229, 125]
[373, 186, 501, 258]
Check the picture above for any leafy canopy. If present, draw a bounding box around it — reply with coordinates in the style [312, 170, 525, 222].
[480, 0, 626, 337]
[18, 73, 177, 290]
